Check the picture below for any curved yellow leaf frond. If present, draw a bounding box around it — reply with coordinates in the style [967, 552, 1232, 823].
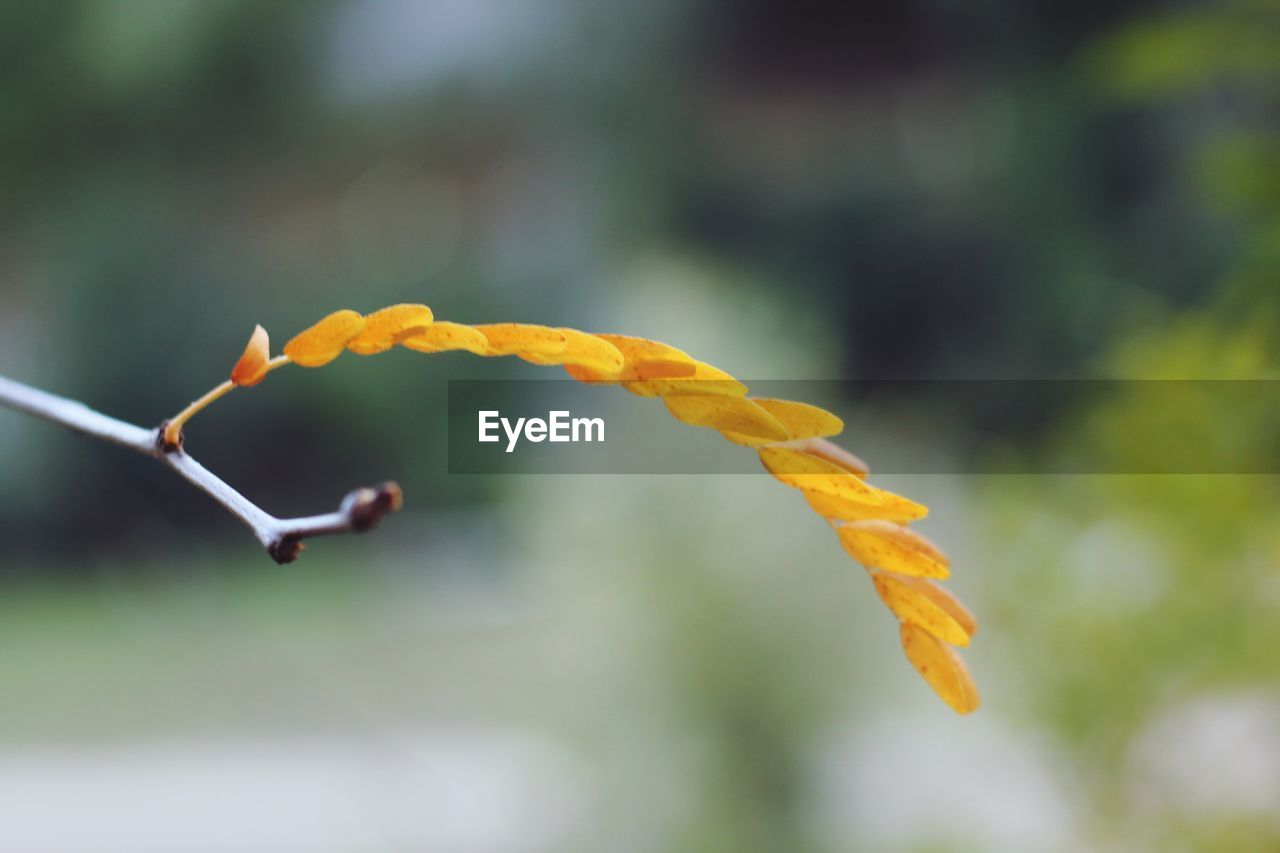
[175, 303, 981, 714]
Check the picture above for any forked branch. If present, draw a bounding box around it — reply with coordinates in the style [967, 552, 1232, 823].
[0, 374, 401, 564]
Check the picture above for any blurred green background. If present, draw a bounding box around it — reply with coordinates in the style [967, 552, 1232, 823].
[2, 1, 1279, 851]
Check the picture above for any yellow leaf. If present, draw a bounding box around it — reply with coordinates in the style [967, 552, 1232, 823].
[899, 623, 981, 714]
[758, 446, 882, 505]
[593, 334, 687, 363]
[473, 323, 568, 357]
[566, 357, 698, 384]
[585, 334, 699, 380]
[804, 489, 929, 523]
[663, 395, 790, 442]
[787, 437, 867, 477]
[873, 573, 970, 646]
[520, 328, 626, 373]
[400, 321, 490, 355]
[837, 519, 949, 579]
[283, 310, 366, 367]
[623, 361, 748, 397]
[893, 574, 978, 637]
[229, 324, 271, 387]
[722, 399, 844, 446]
[347, 304, 434, 355]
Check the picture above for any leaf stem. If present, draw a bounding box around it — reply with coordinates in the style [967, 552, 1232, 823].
[163, 380, 235, 447]
[162, 355, 291, 448]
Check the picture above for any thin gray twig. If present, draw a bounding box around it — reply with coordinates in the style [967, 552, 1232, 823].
[0, 374, 401, 563]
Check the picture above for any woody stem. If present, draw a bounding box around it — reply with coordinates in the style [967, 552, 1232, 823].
[0, 372, 400, 564]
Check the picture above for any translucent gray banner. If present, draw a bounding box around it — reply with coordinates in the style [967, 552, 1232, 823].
[445, 379, 1280, 475]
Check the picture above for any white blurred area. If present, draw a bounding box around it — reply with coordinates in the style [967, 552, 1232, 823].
[815, 713, 1082, 852]
[0, 468, 1034, 853]
[0, 732, 583, 853]
[1127, 691, 1280, 823]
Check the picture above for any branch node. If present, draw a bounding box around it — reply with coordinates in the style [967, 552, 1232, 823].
[157, 420, 183, 453]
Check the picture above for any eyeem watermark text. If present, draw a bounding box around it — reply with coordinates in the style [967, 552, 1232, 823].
[478, 410, 605, 453]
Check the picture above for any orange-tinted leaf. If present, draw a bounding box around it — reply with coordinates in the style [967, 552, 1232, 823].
[283, 310, 366, 367]
[229, 324, 271, 387]
[473, 323, 568, 357]
[803, 489, 929, 523]
[624, 361, 747, 397]
[521, 329, 626, 373]
[722, 399, 843, 446]
[663, 395, 790, 442]
[900, 623, 981, 714]
[837, 519, 949, 579]
[873, 573, 970, 646]
[758, 446, 882, 505]
[347, 304, 434, 355]
[400, 321, 490, 355]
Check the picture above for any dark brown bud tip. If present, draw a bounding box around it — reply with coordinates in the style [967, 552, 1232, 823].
[342, 481, 404, 532]
[268, 537, 305, 565]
